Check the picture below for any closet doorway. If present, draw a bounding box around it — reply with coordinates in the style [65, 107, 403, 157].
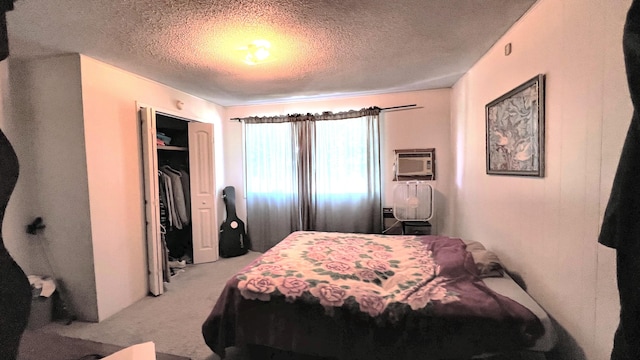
[139, 106, 218, 296]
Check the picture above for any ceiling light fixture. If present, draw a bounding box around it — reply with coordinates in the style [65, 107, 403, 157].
[242, 40, 271, 65]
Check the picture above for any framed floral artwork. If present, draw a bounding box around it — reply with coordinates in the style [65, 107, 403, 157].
[486, 74, 545, 177]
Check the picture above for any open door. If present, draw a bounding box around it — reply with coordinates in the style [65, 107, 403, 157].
[189, 121, 219, 263]
[140, 106, 219, 296]
[139, 106, 163, 296]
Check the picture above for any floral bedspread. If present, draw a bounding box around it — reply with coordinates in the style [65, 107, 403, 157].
[236, 231, 460, 317]
[203, 231, 545, 359]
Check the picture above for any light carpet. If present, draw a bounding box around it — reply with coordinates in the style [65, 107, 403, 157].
[32, 251, 261, 360]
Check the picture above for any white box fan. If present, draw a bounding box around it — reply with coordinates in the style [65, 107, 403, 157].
[392, 181, 434, 221]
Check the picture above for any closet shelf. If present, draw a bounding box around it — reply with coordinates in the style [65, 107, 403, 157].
[158, 145, 188, 151]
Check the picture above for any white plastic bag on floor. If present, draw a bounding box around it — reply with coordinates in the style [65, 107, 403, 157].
[103, 341, 157, 360]
[27, 275, 56, 297]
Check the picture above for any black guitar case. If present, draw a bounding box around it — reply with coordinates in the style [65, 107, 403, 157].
[219, 186, 249, 258]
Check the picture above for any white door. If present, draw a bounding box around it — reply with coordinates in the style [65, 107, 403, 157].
[140, 108, 219, 295]
[139, 107, 163, 296]
[188, 121, 219, 264]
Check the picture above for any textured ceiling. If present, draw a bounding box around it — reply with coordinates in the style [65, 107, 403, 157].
[6, 0, 537, 106]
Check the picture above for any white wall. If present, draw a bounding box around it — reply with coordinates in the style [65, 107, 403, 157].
[8, 54, 98, 320]
[79, 55, 226, 320]
[3, 54, 226, 322]
[224, 89, 451, 234]
[450, 0, 630, 358]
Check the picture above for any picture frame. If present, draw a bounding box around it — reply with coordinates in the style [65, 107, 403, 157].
[486, 74, 545, 177]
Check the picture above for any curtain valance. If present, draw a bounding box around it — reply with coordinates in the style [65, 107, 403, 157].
[238, 107, 381, 124]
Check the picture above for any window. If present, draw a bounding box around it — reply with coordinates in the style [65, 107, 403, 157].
[242, 111, 382, 251]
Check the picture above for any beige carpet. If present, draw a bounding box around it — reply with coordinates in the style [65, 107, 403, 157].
[29, 251, 261, 360]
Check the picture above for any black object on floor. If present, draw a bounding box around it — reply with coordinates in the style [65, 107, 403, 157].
[18, 330, 191, 360]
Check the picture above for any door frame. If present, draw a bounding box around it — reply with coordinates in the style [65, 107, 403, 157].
[137, 102, 219, 296]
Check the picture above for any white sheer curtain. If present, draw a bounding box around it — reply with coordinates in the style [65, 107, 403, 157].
[312, 116, 381, 233]
[244, 122, 299, 252]
[243, 110, 382, 252]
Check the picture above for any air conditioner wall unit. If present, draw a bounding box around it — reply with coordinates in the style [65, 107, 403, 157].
[394, 148, 435, 180]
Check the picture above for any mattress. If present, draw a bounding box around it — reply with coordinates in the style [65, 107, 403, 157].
[482, 273, 557, 353]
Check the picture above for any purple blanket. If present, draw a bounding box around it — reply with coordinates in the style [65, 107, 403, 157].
[202, 231, 544, 359]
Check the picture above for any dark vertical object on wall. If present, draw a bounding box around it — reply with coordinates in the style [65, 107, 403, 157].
[0, 2, 32, 359]
[598, 1, 640, 359]
[0, 3, 8, 60]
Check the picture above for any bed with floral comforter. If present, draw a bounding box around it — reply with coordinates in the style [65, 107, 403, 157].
[202, 231, 544, 359]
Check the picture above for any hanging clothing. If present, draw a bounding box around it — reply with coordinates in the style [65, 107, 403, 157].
[179, 169, 191, 221]
[0, 5, 30, 357]
[161, 165, 189, 225]
[161, 233, 171, 283]
[158, 171, 169, 229]
[598, 1, 640, 359]
[0, 129, 31, 360]
[159, 170, 181, 230]
[158, 165, 193, 259]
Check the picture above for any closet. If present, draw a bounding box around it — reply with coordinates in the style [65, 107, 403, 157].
[140, 106, 218, 296]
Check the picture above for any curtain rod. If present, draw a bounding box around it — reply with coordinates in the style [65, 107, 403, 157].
[230, 104, 417, 121]
[380, 104, 417, 111]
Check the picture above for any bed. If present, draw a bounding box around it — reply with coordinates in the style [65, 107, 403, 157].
[202, 231, 555, 359]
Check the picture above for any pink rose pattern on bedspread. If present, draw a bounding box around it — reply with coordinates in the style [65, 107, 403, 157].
[236, 231, 460, 317]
